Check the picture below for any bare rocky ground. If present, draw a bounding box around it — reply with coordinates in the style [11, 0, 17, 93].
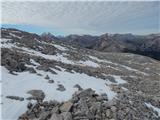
[1, 28, 160, 120]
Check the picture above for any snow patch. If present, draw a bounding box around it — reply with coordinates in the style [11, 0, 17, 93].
[145, 102, 160, 117]
[78, 60, 99, 67]
[53, 44, 68, 51]
[112, 75, 127, 84]
[2, 66, 116, 119]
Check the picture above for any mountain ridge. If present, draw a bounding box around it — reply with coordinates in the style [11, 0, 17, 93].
[26, 28, 160, 60]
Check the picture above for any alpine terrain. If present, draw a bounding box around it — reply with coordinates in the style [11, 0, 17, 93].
[1, 28, 160, 120]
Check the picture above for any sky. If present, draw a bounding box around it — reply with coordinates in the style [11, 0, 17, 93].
[1, 0, 160, 36]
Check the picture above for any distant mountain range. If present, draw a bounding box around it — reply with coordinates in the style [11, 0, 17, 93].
[40, 31, 160, 60]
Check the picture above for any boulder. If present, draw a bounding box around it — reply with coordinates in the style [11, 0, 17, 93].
[50, 113, 63, 120]
[60, 102, 73, 112]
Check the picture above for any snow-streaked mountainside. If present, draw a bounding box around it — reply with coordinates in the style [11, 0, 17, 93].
[1, 28, 160, 120]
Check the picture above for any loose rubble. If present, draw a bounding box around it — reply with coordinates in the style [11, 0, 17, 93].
[19, 88, 160, 120]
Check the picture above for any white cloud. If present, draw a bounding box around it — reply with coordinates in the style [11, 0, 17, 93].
[1, 1, 159, 34]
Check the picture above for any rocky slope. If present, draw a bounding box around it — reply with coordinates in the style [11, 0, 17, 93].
[1, 28, 160, 120]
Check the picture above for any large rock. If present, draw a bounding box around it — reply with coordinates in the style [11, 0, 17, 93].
[50, 113, 63, 120]
[60, 101, 73, 112]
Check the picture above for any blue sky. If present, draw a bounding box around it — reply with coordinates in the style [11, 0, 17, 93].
[1, 24, 67, 36]
[1, 1, 160, 35]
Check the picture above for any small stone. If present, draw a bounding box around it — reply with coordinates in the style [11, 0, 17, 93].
[96, 96, 103, 101]
[106, 109, 112, 118]
[28, 67, 37, 73]
[101, 93, 108, 101]
[57, 84, 66, 91]
[6, 96, 24, 101]
[37, 73, 42, 76]
[111, 106, 117, 112]
[27, 102, 33, 109]
[48, 80, 54, 83]
[45, 75, 50, 79]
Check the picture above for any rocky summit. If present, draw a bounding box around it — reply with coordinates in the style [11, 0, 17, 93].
[1, 28, 160, 120]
